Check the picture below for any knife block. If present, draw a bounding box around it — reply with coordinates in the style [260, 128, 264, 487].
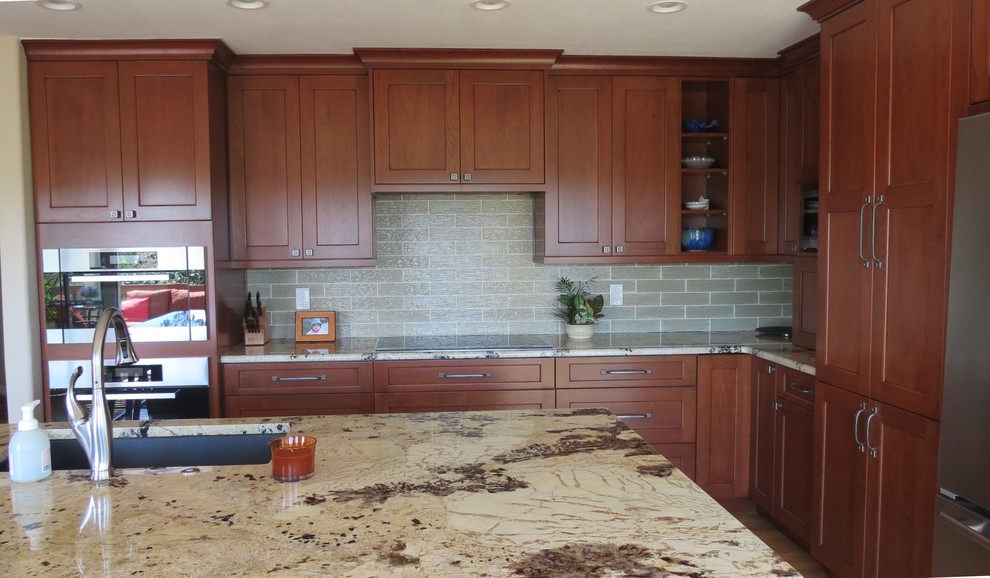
[244, 308, 268, 346]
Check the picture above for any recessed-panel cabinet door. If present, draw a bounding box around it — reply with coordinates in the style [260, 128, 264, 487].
[228, 75, 303, 262]
[299, 75, 373, 260]
[29, 61, 123, 223]
[731, 77, 780, 255]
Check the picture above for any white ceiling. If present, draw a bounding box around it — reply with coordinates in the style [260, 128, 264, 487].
[0, 0, 819, 59]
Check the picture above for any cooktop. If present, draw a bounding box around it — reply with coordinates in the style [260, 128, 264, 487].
[375, 334, 554, 352]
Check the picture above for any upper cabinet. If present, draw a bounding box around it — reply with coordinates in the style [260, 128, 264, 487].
[777, 36, 821, 257]
[226, 58, 374, 267]
[972, 0, 990, 105]
[24, 41, 231, 224]
[540, 75, 680, 261]
[356, 49, 560, 192]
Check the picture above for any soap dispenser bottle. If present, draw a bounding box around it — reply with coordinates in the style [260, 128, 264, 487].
[8, 400, 52, 483]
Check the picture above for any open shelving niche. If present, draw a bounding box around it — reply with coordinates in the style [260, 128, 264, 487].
[679, 80, 731, 254]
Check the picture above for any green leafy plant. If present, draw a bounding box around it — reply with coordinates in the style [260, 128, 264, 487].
[554, 276, 605, 325]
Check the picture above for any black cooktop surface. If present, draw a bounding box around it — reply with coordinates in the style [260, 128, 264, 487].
[375, 334, 554, 352]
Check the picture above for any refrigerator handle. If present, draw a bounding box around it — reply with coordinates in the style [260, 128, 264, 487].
[854, 402, 868, 452]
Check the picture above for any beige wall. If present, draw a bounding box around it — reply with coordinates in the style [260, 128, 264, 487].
[0, 36, 41, 422]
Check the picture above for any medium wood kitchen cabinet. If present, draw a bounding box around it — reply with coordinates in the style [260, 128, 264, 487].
[24, 41, 230, 223]
[750, 359, 816, 546]
[696, 354, 752, 498]
[812, 381, 939, 578]
[972, 0, 990, 105]
[554, 355, 698, 478]
[227, 70, 374, 267]
[777, 37, 820, 257]
[373, 358, 554, 413]
[222, 361, 374, 417]
[791, 257, 818, 351]
[367, 66, 548, 190]
[539, 75, 680, 261]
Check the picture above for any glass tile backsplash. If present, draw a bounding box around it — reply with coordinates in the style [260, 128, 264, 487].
[247, 193, 793, 339]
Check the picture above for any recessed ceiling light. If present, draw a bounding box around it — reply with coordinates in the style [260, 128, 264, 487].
[35, 0, 80, 10]
[647, 0, 687, 14]
[471, 0, 509, 11]
[227, 0, 268, 9]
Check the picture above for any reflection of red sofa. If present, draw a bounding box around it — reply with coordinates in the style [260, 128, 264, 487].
[120, 285, 206, 323]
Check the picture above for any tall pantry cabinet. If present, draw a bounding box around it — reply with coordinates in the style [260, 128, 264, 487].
[800, 0, 968, 576]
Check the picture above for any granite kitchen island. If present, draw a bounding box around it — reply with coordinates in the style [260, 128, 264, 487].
[0, 409, 799, 577]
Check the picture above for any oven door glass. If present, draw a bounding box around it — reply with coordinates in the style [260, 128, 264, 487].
[43, 247, 207, 344]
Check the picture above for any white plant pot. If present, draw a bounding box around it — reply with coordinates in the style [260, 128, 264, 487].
[564, 323, 595, 340]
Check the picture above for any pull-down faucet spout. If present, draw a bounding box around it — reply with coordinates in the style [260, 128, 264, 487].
[66, 307, 140, 482]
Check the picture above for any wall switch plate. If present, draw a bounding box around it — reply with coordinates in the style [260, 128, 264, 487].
[609, 284, 623, 306]
[295, 288, 310, 310]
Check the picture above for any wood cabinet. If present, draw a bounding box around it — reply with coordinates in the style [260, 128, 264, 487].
[24, 41, 229, 223]
[222, 361, 374, 417]
[554, 355, 698, 477]
[227, 71, 374, 266]
[791, 257, 818, 350]
[972, 0, 990, 104]
[800, 0, 966, 572]
[777, 39, 820, 257]
[540, 75, 680, 260]
[730, 77, 781, 256]
[373, 358, 554, 413]
[812, 381, 939, 578]
[369, 68, 545, 189]
[696, 354, 752, 498]
[750, 359, 816, 546]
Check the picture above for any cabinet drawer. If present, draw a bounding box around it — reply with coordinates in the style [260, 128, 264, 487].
[555, 387, 696, 444]
[777, 367, 815, 409]
[374, 390, 556, 414]
[223, 362, 373, 396]
[374, 359, 553, 393]
[556, 355, 697, 388]
[224, 393, 374, 418]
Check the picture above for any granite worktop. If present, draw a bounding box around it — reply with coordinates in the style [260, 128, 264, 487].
[0, 410, 799, 577]
[222, 331, 816, 376]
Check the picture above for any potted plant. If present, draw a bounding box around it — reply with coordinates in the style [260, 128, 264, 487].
[554, 276, 604, 340]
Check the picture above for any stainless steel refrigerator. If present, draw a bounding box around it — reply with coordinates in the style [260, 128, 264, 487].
[932, 111, 990, 576]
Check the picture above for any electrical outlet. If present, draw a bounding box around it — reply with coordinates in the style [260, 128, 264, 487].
[295, 288, 310, 310]
[609, 284, 623, 306]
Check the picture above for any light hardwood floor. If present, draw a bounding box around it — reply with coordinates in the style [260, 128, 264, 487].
[733, 512, 829, 577]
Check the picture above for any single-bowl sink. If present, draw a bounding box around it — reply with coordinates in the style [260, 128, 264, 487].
[2, 433, 283, 472]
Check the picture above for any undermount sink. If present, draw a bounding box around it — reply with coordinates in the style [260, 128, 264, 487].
[1, 433, 283, 472]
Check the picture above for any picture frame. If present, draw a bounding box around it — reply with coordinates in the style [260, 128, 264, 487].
[295, 310, 336, 342]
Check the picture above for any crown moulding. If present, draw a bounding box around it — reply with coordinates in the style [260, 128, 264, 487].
[354, 48, 564, 70]
[798, 0, 864, 22]
[21, 39, 235, 69]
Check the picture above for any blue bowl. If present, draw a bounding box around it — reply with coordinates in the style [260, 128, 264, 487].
[681, 227, 715, 251]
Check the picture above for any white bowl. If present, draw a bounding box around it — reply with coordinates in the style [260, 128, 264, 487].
[685, 200, 710, 210]
[682, 156, 716, 169]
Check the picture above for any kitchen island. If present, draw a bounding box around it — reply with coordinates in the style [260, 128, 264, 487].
[0, 409, 799, 576]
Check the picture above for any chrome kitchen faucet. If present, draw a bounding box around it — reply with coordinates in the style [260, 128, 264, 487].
[66, 308, 141, 482]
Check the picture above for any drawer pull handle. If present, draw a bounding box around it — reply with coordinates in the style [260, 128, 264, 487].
[788, 382, 814, 395]
[439, 372, 492, 379]
[617, 412, 653, 420]
[271, 375, 327, 382]
[601, 369, 653, 376]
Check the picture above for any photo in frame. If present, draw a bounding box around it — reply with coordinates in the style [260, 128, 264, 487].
[295, 310, 336, 342]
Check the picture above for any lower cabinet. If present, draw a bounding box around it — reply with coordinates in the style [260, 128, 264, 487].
[812, 381, 940, 578]
[696, 354, 752, 498]
[750, 358, 816, 546]
[373, 358, 555, 413]
[222, 362, 374, 417]
[554, 355, 698, 478]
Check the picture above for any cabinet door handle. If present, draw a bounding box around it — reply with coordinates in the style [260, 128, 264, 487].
[450, 172, 459, 181]
[124, 210, 136, 219]
[110, 210, 122, 219]
[854, 402, 867, 452]
[766, 365, 776, 374]
[601, 369, 653, 375]
[871, 194, 885, 269]
[616, 412, 653, 420]
[271, 375, 327, 382]
[463, 172, 472, 182]
[772, 401, 784, 411]
[291, 249, 301, 257]
[602, 246, 611, 254]
[788, 382, 814, 395]
[615, 245, 624, 254]
[859, 196, 872, 268]
[865, 407, 880, 458]
[438, 372, 492, 379]
[304, 248, 314, 257]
